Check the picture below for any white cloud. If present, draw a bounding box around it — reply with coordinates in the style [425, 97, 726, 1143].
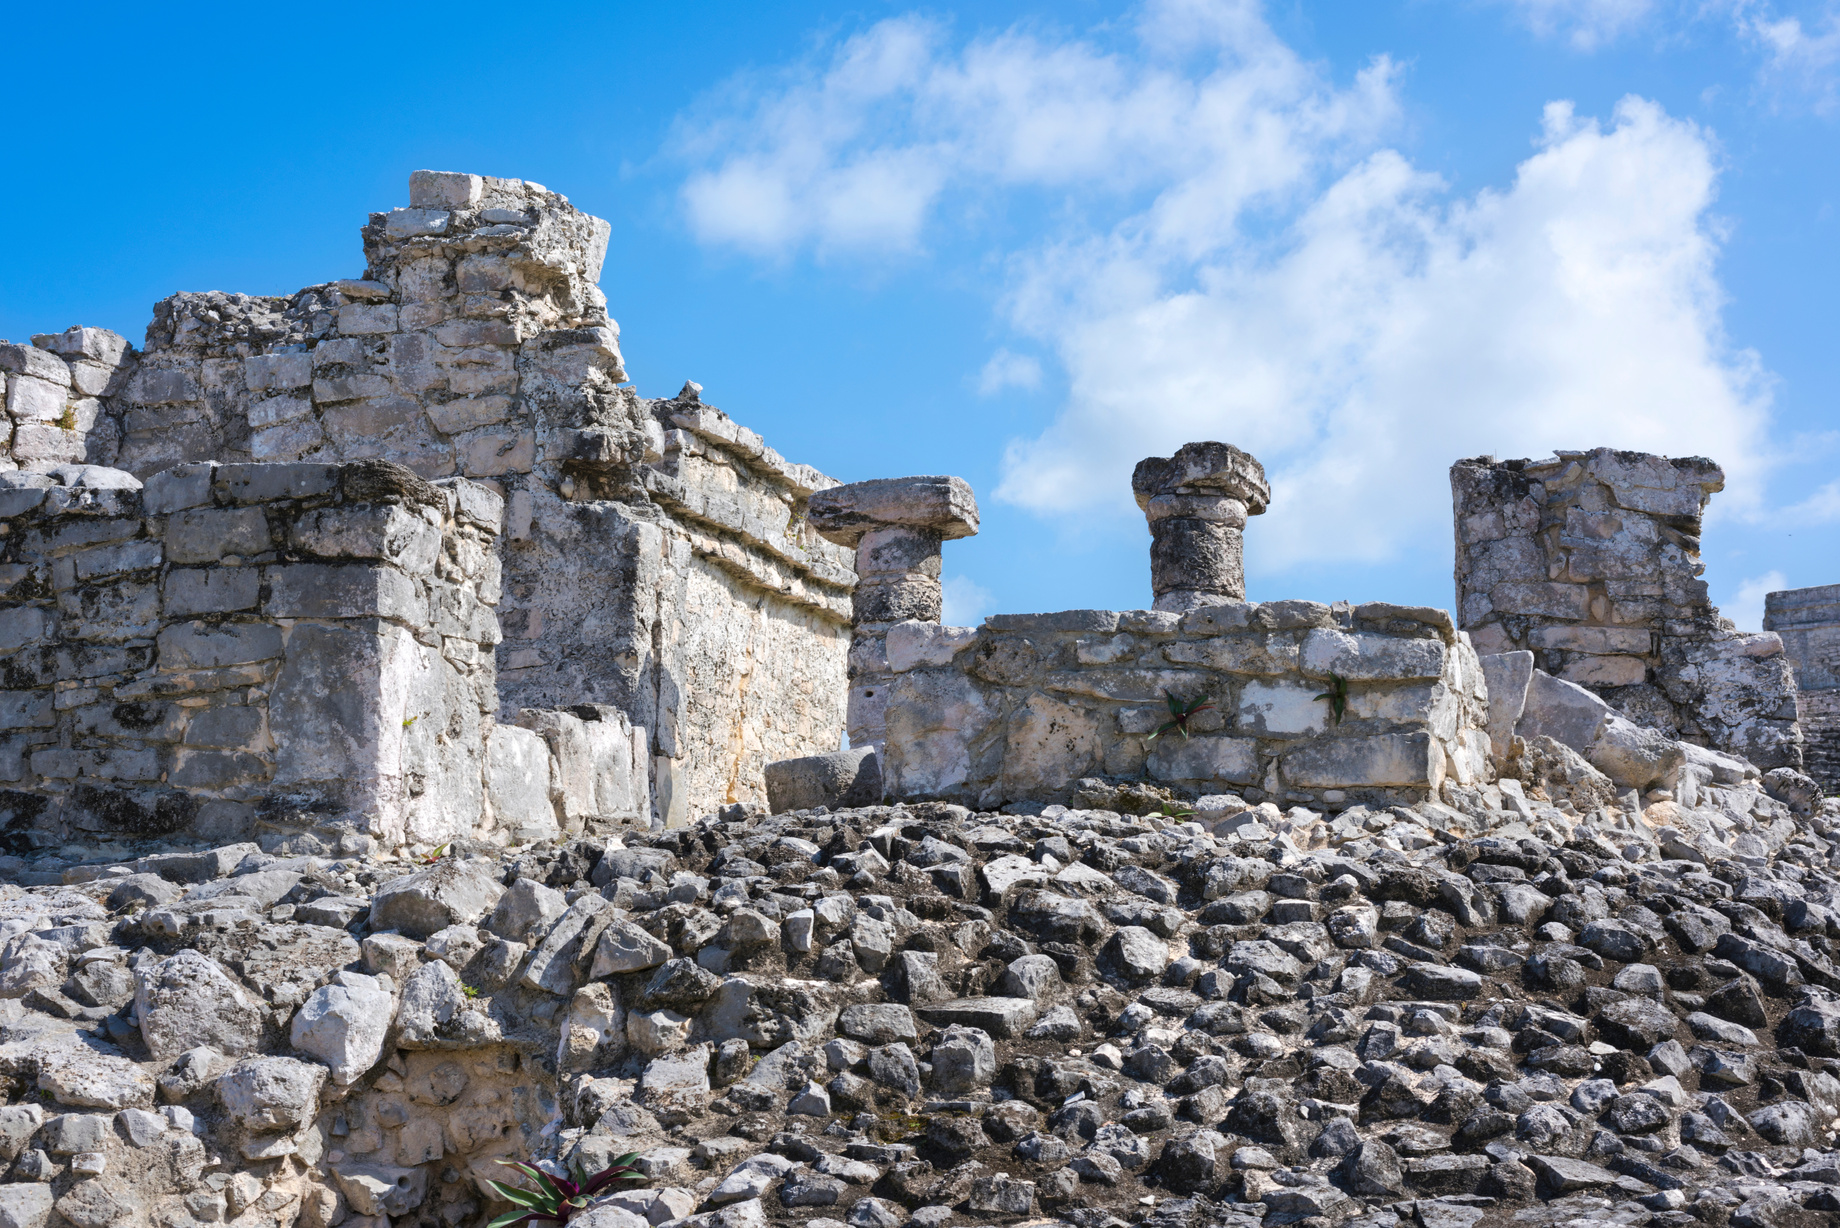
[941, 574, 995, 626]
[1726, 569, 1788, 631]
[1494, 0, 1657, 49]
[1728, 1, 1840, 112]
[1780, 477, 1840, 524]
[674, 1, 1779, 581]
[977, 349, 1043, 395]
[675, 1, 1400, 259]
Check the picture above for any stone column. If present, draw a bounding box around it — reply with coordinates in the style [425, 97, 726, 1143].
[807, 475, 979, 747]
[1131, 442, 1269, 613]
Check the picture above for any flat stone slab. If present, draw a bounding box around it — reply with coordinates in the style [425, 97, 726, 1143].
[915, 997, 1039, 1038]
[1524, 1154, 1617, 1192]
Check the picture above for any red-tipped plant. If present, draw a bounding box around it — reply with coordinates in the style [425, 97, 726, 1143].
[1146, 691, 1214, 743]
[485, 1155, 649, 1227]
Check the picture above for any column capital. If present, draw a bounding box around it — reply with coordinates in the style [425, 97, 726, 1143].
[807, 475, 979, 547]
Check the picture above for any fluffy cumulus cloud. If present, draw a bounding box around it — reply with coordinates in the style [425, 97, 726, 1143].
[674, 0, 1778, 580]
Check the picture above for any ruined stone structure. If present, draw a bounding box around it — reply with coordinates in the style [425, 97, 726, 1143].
[1767, 582, 1840, 792]
[880, 600, 1490, 812]
[0, 462, 520, 854]
[0, 171, 854, 846]
[1132, 442, 1268, 613]
[1450, 448, 1803, 771]
[866, 445, 1491, 813]
[806, 476, 980, 749]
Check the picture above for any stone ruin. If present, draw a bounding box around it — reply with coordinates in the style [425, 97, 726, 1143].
[1767, 584, 1840, 793]
[2, 170, 854, 858]
[0, 169, 1836, 1228]
[1449, 451, 1802, 772]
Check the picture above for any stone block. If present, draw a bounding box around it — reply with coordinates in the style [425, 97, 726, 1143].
[1478, 650, 1532, 761]
[1516, 669, 1611, 752]
[1558, 654, 1647, 687]
[1147, 735, 1260, 785]
[7, 375, 68, 421]
[214, 463, 340, 504]
[1282, 732, 1437, 788]
[11, 424, 84, 464]
[124, 366, 200, 405]
[764, 747, 881, 813]
[163, 567, 261, 616]
[487, 724, 555, 842]
[1301, 629, 1446, 682]
[289, 504, 442, 570]
[410, 170, 484, 209]
[426, 396, 513, 434]
[157, 621, 283, 668]
[140, 464, 215, 514]
[243, 353, 312, 391]
[338, 304, 399, 335]
[164, 507, 271, 564]
[914, 997, 1039, 1038]
[0, 607, 47, 654]
[264, 564, 423, 621]
[885, 621, 979, 671]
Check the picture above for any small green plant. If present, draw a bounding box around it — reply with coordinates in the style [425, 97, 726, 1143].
[417, 843, 451, 865]
[1158, 802, 1197, 819]
[463, 984, 480, 998]
[402, 715, 418, 728]
[1314, 672, 1349, 725]
[1146, 691, 1214, 743]
[56, 406, 77, 432]
[485, 1155, 649, 1227]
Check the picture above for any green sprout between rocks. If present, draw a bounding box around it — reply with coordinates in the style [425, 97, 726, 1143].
[1146, 691, 1214, 743]
[485, 1155, 649, 1228]
[1315, 672, 1349, 725]
[417, 843, 450, 865]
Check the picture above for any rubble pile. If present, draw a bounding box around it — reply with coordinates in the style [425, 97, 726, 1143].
[0, 754, 1837, 1228]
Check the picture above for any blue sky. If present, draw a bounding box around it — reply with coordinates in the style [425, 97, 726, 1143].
[3, 0, 1835, 629]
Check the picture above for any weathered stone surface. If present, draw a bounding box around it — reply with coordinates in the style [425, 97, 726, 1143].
[1454, 450, 1802, 771]
[216, 1056, 325, 1131]
[290, 972, 393, 1084]
[765, 747, 882, 813]
[369, 859, 506, 940]
[134, 950, 264, 1062]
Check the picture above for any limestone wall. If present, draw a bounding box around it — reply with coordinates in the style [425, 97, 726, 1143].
[2, 170, 854, 824]
[1, 329, 135, 470]
[1766, 582, 1840, 792]
[0, 461, 506, 854]
[1451, 448, 1802, 770]
[879, 599, 1491, 811]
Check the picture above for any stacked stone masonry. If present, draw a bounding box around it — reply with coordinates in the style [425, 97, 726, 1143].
[879, 601, 1492, 813]
[1450, 449, 1803, 772]
[0, 460, 522, 853]
[1, 170, 855, 831]
[1766, 584, 1840, 793]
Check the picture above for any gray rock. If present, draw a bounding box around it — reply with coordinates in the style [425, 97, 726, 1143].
[838, 1004, 916, 1044]
[133, 950, 264, 1062]
[0, 1184, 53, 1228]
[290, 972, 393, 1084]
[930, 1025, 997, 1093]
[368, 858, 506, 940]
[764, 747, 881, 813]
[1102, 926, 1170, 981]
[216, 1057, 325, 1131]
[591, 921, 673, 978]
[915, 997, 1040, 1038]
[487, 877, 569, 945]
